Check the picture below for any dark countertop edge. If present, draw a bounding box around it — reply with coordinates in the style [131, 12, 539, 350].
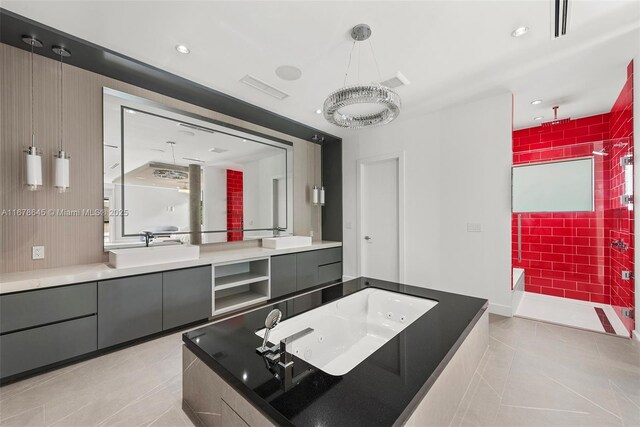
[183, 336, 294, 427]
[182, 290, 489, 427]
[392, 301, 489, 426]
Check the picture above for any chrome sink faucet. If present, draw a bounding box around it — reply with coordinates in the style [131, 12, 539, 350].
[273, 226, 286, 237]
[141, 231, 154, 247]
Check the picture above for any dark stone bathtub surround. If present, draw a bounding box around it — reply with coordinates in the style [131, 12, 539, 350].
[183, 277, 488, 426]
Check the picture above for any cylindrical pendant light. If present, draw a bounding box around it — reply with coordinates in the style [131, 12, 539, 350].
[23, 36, 43, 191]
[312, 185, 319, 206]
[53, 46, 71, 193]
[319, 186, 325, 206]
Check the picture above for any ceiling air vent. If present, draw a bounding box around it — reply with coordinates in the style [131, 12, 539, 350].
[177, 122, 216, 134]
[208, 147, 228, 154]
[552, 0, 570, 38]
[380, 72, 411, 89]
[240, 74, 289, 100]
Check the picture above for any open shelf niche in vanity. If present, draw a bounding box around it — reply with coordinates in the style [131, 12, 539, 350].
[212, 258, 270, 315]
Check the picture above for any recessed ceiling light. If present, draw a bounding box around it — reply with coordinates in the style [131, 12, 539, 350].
[242, 139, 247, 142]
[511, 26, 530, 37]
[534, 116, 544, 121]
[175, 44, 190, 54]
[275, 65, 302, 81]
[531, 99, 543, 105]
[125, 109, 136, 114]
[315, 109, 322, 114]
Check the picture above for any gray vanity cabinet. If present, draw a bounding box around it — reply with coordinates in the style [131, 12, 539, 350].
[296, 248, 343, 291]
[98, 273, 163, 349]
[270, 254, 297, 298]
[0, 282, 98, 379]
[162, 265, 212, 330]
[296, 251, 320, 291]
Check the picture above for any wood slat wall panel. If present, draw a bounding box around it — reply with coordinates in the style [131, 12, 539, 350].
[1, 43, 321, 274]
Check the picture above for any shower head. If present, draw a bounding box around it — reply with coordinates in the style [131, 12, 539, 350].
[541, 105, 570, 127]
[592, 148, 608, 156]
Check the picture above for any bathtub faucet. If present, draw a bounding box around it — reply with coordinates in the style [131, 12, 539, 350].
[276, 327, 315, 391]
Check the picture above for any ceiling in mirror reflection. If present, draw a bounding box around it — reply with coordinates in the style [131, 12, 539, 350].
[103, 102, 284, 186]
[103, 89, 293, 248]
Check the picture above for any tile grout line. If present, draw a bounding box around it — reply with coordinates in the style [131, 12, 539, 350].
[95, 374, 178, 427]
[141, 405, 173, 427]
[44, 401, 92, 427]
[610, 380, 640, 410]
[499, 404, 591, 414]
[545, 374, 622, 420]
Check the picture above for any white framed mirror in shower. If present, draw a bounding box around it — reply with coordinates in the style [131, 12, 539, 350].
[512, 157, 594, 213]
[103, 88, 294, 250]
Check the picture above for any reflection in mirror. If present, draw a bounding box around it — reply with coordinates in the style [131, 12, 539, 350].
[103, 88, 293, 249]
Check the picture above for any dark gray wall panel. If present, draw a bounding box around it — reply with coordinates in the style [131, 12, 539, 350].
[0, 316, 96, 379]
[98, 273, 162, 349]
[322, 139, 343, 242]
[270, 254, 297, 299]
[0, 283, 97, 334]
[162, 266, 212, 330]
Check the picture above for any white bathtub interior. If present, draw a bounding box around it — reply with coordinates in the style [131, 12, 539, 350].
[256, 288, 438, 376]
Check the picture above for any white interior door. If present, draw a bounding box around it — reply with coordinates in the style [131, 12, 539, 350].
[358, 154, 404, 282]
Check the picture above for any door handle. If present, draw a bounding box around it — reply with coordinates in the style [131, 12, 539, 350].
[364, 236, 372, 241]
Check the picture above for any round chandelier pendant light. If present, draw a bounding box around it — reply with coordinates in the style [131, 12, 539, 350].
[323, 24, 401, 129]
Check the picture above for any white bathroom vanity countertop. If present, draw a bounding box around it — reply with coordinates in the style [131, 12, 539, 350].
[0, 241, 342, 294]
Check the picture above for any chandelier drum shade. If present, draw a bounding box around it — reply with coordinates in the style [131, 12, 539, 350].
[323, 24, 401, 129]
[323, 84, 401, 128]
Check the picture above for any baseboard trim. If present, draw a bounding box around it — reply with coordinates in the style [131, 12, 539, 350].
[488, 303, 513, 317]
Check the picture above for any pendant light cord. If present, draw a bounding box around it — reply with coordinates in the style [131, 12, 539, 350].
[368, 39, 383, 83]
[343, 41, 356, 87]
[59, 52, 64, 152]
[30, 42, 35, 148]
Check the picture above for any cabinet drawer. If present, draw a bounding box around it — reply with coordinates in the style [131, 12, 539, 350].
[0, 283, 97, 334]
[0, 316, 97, 379]
[318, 262, 342, 284]
[316, 247, 342, 266]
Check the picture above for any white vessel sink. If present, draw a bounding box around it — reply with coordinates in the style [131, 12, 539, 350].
[257, 288, 437, 375]
[108, 245, 200, 269]
[262, 235, 312, 250]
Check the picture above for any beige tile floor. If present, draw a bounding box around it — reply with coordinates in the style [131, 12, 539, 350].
[0, 315, 638, 427]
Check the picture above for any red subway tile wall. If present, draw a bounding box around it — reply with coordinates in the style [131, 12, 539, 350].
[513, 115, 612, 303]
[226, 169, 244, 242]
[512, 60, 635, 336]
[608, 61, 634, 333]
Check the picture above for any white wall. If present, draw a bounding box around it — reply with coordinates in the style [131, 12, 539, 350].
[243, 153, 286, 235]
[112, 184, 189, 242]
[342, 92, 514, 315]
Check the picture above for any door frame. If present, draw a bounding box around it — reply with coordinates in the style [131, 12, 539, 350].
[356, 151, 406, 282]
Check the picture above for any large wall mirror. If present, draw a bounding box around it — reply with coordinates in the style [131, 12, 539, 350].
[103, 88, 293, 249]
